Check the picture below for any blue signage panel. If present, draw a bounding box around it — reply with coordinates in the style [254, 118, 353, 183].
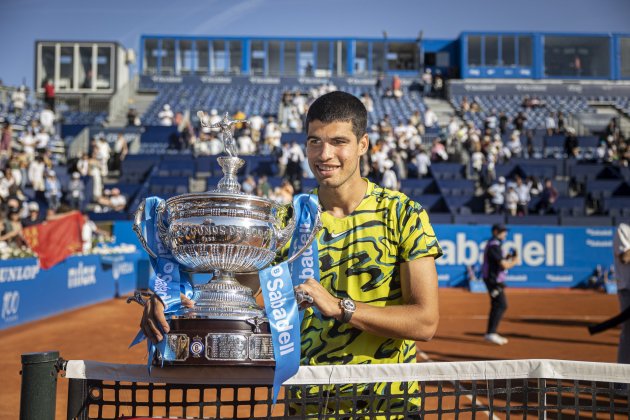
[433, 224, 614, 289]
[0, 253, 141, 330]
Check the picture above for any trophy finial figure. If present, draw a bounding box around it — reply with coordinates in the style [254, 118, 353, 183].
[198, 111, 249, 158]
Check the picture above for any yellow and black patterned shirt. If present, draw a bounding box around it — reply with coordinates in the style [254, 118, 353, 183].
[301, 179, 442, 365]
[286, 179, 442, 417]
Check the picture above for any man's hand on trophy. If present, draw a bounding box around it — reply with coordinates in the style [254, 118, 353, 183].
[294, 278, 343, 320]
[140, 293, 195, 344]
[140, 294, 168, 344]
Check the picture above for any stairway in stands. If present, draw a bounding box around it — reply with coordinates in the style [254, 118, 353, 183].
[423, 97, 458, 128]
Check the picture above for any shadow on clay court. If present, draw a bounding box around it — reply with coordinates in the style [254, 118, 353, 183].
[508, 317, 607, 328]
[417, 350, 503, 362]
[465, 332, 618, 347]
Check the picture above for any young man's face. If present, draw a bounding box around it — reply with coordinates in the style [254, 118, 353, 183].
[306, 120, 368, 189]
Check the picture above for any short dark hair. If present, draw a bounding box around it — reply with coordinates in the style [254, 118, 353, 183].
[305, 91, 367, 140]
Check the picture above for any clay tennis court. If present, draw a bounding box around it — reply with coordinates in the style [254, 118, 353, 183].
[1, 288, 621, 419]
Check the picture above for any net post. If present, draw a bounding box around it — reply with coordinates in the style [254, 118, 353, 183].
[19, 351, 61, 420]
[67, 378, 89, 420]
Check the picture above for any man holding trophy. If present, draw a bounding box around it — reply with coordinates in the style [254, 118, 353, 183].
[138, 91, 442, 416]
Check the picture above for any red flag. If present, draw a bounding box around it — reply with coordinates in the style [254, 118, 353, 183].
[23, 211, 84, 269]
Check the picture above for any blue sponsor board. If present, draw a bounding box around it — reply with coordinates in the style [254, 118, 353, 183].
[433, 224, 614, 289]
[0, 253, 141, 330]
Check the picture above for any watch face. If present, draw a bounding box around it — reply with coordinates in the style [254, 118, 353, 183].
[342, 299, 356, 311]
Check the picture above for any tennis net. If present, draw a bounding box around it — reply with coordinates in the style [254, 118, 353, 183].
[60, 359, 630, 419]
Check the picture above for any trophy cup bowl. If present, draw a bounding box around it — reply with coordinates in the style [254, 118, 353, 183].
[132, 113, 321, 367]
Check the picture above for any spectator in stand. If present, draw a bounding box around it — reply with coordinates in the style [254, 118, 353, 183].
[263, 116, 281, 151]
[67, 172, 85, 210]
[44, 170, 61, 210]
[39, 105, 55, 135]
[1, 122, 12, 156]
[513, 175, 531, 216]
[430, 139, 448, 162]
[256, 175, 271, 198]
[112, 133, 128, 174]
[545, 112, 557, 136]
[564, 127, 579, 158]
[536, 178, 559, 214]
[0, 209, 24, 248]
[360, 92, 374, 114]
[506, 131, 523, 158]
[81, 214, 110, 253]
[422, 69, 433, 96]
[21, 202, 43, 227]
[423, 108, 438, 129]
[44, 80, 55, 112]
[241, 175, 257, 195]
[11, 86, 26, 117]
[35, 127, 50, 155]
[498, 112, 509, 135]
[96, 187, 127, 212]
[513, 112, 527, 132]
[505, 185, 518, 216]
[28, 156, 46, 196]
[381, 160, 399, 191]
[273, 179, 294, 205]
[88, 150, 103, 200]
[158, 104, 174, 126]
[286, 141, 305, 185]
[488, 176, 506, 214]
[277, 142, 290, 177]
[556, 111, 566, 134]
[248, 113, 264, 146]
[237, 129, 255, 155]
[414, 146, 431, 178]
[433, 73, 444, 98]
[96, 136, 111, 177]
[19, 128, 36, 160]
[126, 106, 140, 127]
[391, 75, 403, 99]
[76, 152, 90, 177]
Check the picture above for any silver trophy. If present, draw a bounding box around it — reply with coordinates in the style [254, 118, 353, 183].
[132, 111, 321, 366]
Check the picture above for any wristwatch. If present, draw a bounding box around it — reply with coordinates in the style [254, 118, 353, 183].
[339, 298, 356, 323]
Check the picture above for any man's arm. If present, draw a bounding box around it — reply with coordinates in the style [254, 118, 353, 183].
[296, 256, 439, 342]
[620, 249, 630, 265]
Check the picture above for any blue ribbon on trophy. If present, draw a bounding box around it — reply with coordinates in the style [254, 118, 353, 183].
[259, 193, 320, 403]
[129, 196, 193, 371]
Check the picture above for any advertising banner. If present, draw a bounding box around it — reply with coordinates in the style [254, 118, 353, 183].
[433, 224, 614, 289]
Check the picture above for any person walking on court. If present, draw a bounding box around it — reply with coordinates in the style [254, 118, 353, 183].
[613, 222, 630, 364]
[482, 223, 519, 345]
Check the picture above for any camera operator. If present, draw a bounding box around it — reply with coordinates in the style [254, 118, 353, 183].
[481, 224, 520, 345]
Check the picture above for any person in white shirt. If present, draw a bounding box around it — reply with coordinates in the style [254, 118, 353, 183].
[513, 176, 531, 215]
[424, 108, 438, 129]
[248, 114, 264, 145]
[237, 130, 256, 155]
[381, 160, 399, 191]
[39, 106, 56, 135]
[28, 156, 46, 192]
[504, 185, 519, 216]
[286, 141, 305, 183]
[20, 130, 36, 159]
[11, 86, 26, 116]
[545, 112, 557, 136]
[506, 131, 523, 157]
[96, 137, 111, 177]
[158, 104, 174, 126]
[487, 177, 506, 213]
[414, 147, 431, 178]
[35, 131, 50, 153]
[76, 153, 90, 177]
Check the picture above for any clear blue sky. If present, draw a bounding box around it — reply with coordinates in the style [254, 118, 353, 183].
[1, 0, 629, 87]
